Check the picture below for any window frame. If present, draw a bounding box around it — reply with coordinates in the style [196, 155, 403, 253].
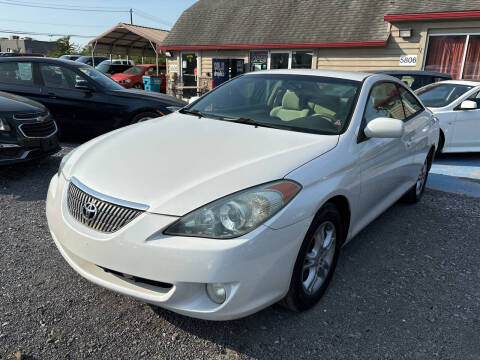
[423, 33, 480, 79]
[0, 60, 38, 87]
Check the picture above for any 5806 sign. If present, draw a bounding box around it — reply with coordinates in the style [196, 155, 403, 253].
[399, 55, 417, 66]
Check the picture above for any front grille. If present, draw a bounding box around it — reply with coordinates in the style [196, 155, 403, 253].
[19, 120, 57, 138]
[13, 111, 48, 120]
[67, 182, 144, 233]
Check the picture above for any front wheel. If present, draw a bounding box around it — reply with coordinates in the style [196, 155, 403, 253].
[132, 83, 144, 90]
[281, 203, 343, 312]
[130, 112, 159, 124]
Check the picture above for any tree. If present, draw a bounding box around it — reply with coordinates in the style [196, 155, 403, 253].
[47, 36, 82, 57]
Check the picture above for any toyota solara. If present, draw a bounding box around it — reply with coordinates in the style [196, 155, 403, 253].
[46, 70, 439, 320]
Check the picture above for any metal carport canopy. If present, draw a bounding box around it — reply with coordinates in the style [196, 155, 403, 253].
[88, 22, 169, 57]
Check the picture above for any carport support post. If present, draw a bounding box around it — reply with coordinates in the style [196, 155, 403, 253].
[91, 40, 98, 67]
[148, 40, 159, 76]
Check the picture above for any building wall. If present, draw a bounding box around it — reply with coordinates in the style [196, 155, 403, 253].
[316, 19, 480, 71]
[0, 39, 56, 54]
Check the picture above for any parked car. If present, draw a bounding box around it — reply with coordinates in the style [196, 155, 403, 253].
[416, 80, 480, 153]
[111, 64, 166, 91]
[0, 57, 186, 138]
[95, 60, 133, 76]
[0, 91, 59, 165]
[376, 70, 451, 90]
[75, 56, 108, 67]
[59, 55, 82, 61]
[46, 70, 439, 320]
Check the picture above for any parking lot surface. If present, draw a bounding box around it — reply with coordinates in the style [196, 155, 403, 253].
[1, 145, 479, 360]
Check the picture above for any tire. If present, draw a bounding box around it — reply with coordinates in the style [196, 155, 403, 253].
[436, 130, 445, 155]
[281, 203, 343, 312]
[130, 112, 158, 124]
[401, 154, 431, 204]
[133, 83, 143, 90]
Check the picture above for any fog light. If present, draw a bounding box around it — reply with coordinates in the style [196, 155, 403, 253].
[206, 283, 226, 304]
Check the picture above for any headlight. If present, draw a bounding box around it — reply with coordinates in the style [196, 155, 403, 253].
[0, 117, 10, 132]
[58, 149, 76, 177]
[164, 180, 301, 239]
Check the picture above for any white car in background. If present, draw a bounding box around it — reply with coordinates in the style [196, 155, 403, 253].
[416, 80, 480, 153]
[46, 70, 438, 320]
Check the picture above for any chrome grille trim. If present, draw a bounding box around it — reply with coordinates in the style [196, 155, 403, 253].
[18, 120, 57, 139]
[67, 178, 148, 233]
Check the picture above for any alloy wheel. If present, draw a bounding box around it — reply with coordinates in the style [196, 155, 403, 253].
[416, 159, 428, 196]
[302, 221, 336, 295]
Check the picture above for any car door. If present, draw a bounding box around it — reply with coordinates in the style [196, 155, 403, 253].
[397, 85, 432, 172]
[355, 82, 413, 228]
[0, 61, 42, 101]
[450, 91, 480, 150]
[37, 63, 98, 136]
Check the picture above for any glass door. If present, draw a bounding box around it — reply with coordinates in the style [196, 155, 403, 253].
[270, 52, 290, 69]
[181, 52, 197, 98]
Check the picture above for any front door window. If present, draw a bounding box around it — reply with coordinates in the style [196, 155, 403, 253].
[270, 52, 289, 69]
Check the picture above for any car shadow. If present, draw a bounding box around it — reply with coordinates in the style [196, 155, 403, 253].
[0, 144, 76, 202]
[434, 152, 480, 167]
[146, 192, 470, 359]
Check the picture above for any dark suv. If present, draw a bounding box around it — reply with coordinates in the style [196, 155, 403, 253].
[0, 91, 59, 165]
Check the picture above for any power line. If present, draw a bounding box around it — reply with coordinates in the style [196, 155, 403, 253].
[0, 0, 129, 12]
[134, 9, 172, 28]
[0, 17, 108, 28]
[0, 29, 95, 38]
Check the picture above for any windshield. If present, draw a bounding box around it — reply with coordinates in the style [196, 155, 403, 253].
[123, 65, 145, 75]
[95, 63, 110, 73]
[416, 83, 473, 107]
[188, 74, 361, 135]
[77, 66, 124, 90]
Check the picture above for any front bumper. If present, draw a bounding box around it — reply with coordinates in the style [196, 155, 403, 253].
[46, 175, 312, 320]
[0, 135, 59, 165]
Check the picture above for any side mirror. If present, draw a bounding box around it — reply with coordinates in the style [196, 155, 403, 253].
[188, 96, 200, 104]
[364, 117, 405, 139]
[75, 82, 93, 91]
[459, 100, 477, 110]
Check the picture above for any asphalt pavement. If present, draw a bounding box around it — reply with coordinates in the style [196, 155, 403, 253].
[0, 145, 479, 360]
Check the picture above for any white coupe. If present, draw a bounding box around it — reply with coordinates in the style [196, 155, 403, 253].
[416, 80, 480, 153]
[46, 70, 439, 320]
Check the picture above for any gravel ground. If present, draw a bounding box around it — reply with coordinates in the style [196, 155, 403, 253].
[0, 145, 479, 360]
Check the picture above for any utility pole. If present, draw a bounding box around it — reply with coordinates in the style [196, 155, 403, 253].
[130, 8, 133, 24]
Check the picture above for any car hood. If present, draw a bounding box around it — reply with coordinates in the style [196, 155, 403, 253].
[0, 91, 46, 113]
[69, 114, 339, 215]
[110, 89, 186, 107]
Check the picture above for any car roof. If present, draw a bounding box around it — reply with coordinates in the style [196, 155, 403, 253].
[436, 79, 480, 86]
[244, 69, 372, 82]
[373, 70, 451, 78]
[0, 56, 93, 68]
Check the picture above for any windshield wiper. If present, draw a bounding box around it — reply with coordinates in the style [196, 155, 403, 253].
[222, 116, 285, 130]
[179, 108, 205, 118]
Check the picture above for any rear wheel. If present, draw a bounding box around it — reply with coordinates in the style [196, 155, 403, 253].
[436, 130, 445, 155]
[130, 112, 158, 124]
[281, 203, 342, 312]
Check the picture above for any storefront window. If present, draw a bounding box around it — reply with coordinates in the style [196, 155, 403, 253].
[292, 51, 313, 69]
[250, 52, 268, 71]
[270, 52, 289, 69]
[463, 35, 480, 80]
[424, 36, 466, 79]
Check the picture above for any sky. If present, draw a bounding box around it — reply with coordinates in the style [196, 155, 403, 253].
[0, 0, 198, 47]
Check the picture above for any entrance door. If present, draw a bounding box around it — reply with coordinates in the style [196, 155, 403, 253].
[270, 52, 290, 69]
[181, 53, 197, 98]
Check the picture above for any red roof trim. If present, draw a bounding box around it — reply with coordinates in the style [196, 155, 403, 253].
[158, 40, 387, 51]
[384, 11, 480, 21]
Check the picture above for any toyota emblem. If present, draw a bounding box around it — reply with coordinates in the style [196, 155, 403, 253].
[82, 201, 98, 221]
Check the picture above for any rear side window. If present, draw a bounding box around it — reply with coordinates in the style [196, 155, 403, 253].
[364, 82, 405, 124]
[398, 86, 423, 119]
[0, 62, 34, 85]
